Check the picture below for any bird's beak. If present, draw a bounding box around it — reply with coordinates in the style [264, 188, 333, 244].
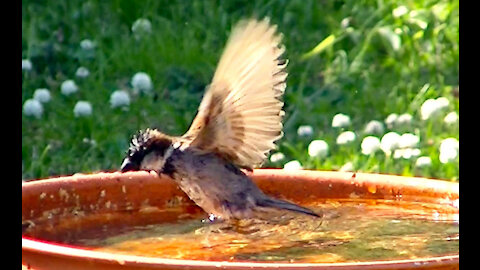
[120, 157, 138, 172]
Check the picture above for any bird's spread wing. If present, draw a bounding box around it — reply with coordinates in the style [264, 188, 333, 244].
[182, 18, 288, 169]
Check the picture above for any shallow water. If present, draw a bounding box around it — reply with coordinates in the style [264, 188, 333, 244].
[56, 199, 460, 263]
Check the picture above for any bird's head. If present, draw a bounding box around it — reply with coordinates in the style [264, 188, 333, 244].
[120, 129, 174, 173]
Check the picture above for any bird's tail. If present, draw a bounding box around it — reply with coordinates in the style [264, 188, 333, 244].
[258, 198, 321, 218]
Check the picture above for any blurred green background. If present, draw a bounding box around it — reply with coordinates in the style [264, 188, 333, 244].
[22, 0, 459, 181]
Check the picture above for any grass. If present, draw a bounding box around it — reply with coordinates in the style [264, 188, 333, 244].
[22, 0, 459, 181]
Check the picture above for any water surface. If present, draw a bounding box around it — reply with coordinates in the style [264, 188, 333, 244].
[55, 199, 460, 263]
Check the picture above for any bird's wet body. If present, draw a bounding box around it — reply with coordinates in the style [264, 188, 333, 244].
[162, 145, 289, 220]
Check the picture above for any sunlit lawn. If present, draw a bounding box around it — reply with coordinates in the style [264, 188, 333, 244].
[22, 0, 459, 181]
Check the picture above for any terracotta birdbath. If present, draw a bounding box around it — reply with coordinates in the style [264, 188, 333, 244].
[22, 169, 459, 270]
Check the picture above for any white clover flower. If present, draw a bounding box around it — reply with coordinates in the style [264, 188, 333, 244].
[82, 137, 97, 147]
[270, 152, 285, 163]
[364, 120, 384, 135]
[385, 113, 398, 128]
[131, 72, 153, 93]
[23, 99, 43, 118]
[420, 99, 437, 120]
[411, 148, 421, 157]
[393, 5, 409, 17]
[110, 90, 131, 108]
[436, 97, 450, 110]
[75, 67, 90, 78]
[439, 138, 459, 164]
[396, 113, 413, 125]
[439, 149, 458, 164]
[332, 113, 351, 128]
[73, 101, 93, 117]
[394, 148, 421, 159]
[398, 133, 420, 148]
[392, 149, 404, 159]
[440, 138, 459, 152]
[283, 160, 303, 170]
[80, 39, 95, 50]
[22, 59, 32, 71]
[393, 149, 403, 159]
[33, 88, 51, 103]
[380, 131, 401, 154]
[339, 162, 354, 172]
[297, 125, 313, 137]
[61, 80, 78, 96]
[415, 156, 432, 168]
[308, 139, 329, 158]
[421, 97, 450, 120]
[336, 131, 356, 145]
[340, 17, 351, 29]
[361, 136, 381, 155]
[444, 111, 458, 125]
[132, 18, 152, 37]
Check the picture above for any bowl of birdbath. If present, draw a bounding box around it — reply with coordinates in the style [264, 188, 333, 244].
[22, 169, 459, 270]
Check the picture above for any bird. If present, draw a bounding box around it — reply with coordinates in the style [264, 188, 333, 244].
[120, 18, 320, 221]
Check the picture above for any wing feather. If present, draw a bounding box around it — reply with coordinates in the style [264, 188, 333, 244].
[183, 18, 288, 169]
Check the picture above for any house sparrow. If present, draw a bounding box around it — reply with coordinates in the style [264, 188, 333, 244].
[121, 18, 320, 220]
